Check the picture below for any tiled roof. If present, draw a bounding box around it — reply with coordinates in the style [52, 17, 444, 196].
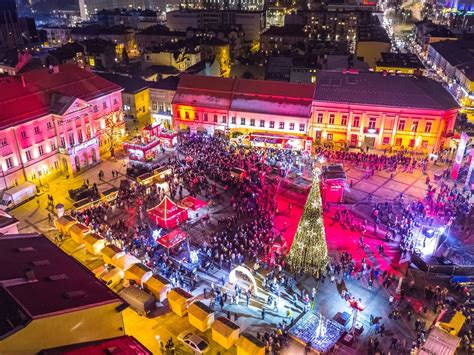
[314, 70, 459, 111]
[0, 64, 121, 129]
[97, 72, 149, 94]
[429, 40, 474, 67]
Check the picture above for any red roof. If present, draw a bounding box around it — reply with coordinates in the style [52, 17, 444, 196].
[178, 74, 235, 92]
[0, 64, 122, 129]
[44, 336, 152, 355]
[157, 228, 187, 249]
[233, 78, 315, 99]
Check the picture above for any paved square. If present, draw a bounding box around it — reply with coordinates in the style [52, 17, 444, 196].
[367, 175, 387, 186]
[413, 179, 429, 190]
[384, 180, 409, 192]
[353, 180, 380, 193]
[393, 174, 417, 185]
[373, 187, 400, 200]
[346, 168, 366, 180]
[405, 186, 427, 199]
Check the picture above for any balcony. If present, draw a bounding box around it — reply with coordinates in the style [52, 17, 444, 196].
[363, 127, 380, 134]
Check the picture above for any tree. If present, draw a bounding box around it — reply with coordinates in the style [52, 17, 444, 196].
[287, 169, 328, 275]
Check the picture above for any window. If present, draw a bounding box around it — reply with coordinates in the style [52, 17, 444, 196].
[195, 112, 199, 120]
[422, 140, 428, 148]
[317, 113, 323, 124]
[25, 150, 32, 161]
[203, 113, 208, 121]
[353, 116, 360, 127]
[51, 140, 57, 150]
[260, 120, 265, 128]
[329, 114, 335, 125]
[185, 111, 190, 119]
[113, 98, 118, 105]
[341, 115, 348, 126]
[269, 121, 275, 129]
[57, 120, 63, 126]
[395, 138, 402, 146]
[54, 160, 59, 169]
[382, 137, 390, 145]
[47, 121, 53, 130]
[94, 105, 98, 112]
[38, 145, 44, 156]
[424, 121, 432, 133]
[222, 116, 227, 123]
[60, 136, 66, 148]
[102, 102, 107, 109]
[5, 157, 13, 169]
[20, 131, 27, 139]
[69, 133, 75, 146]
[279, 122, 285, 129]
[231, 116, 236, 124]
[152, 102, 157, 111]
[409, 139, 415, 147]
[289, 122, 295, 130]
[34, 126, 40, 135]
[250, 119, 255, 126]
[78, 130, 83, 143]
[411, 120, 418, 132]
[214, 114, 218, 123]
[368, 117, 377, 129]
[0, 137, 7, 146]
[241, 117, 246, 125]
[299, 123, 305, 132]
[398, 120, 406, 131]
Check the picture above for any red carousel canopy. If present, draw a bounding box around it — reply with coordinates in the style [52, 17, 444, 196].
[147, 196, 188, 228]
[157, 228, 187, 249]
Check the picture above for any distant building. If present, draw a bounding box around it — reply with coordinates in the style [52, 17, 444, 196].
[0, 0, 24, 49]
[166, 10, 265, 42]
[265, 56, 292, 81]
[356, 23, 391, 67]
[143, 42, 202, 72]
[0, 233, 126, 353]
[40, 26, 72, 47]
[375, 52, 425, 74]
[80, 38, 116, 70]
[94, 8, 158, 29]
[135, 25, 186, 51]
[414, 20, 457, 52]
[260, 25, 309, 53]
[148, 76, 179, 129]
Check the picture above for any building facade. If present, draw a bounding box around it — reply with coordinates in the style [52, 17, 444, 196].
[0, 64, 124, 189]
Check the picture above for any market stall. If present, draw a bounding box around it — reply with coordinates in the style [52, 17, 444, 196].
[188, 301, 215, 332]
[69, 223, 90, 244]
[418, 327, 461, 355]
[143, 274, 171, 302]
[236, 333, 266, 355]
[123, 137, 162, 163]
[320, 164, 347, 203]
[153, 166, 172, 183]
[124, 263, 153, 286]
[147, 196, 188, 228]
[101, 187, 118, 204]
[436, 310, 466, 336]
[54, 215, 77, 235]
[101, 244, 123, 265]
[83, 233, 106, 255]
[167, 288, 193, 317]
[137, 172, 155, 186]
[211, 317, 240, 350]
[177, 196, 207, 219]
[111, 252, 141, 271]
[156, 229, 187, 252]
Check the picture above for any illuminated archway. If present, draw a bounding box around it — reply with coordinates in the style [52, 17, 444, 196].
[228, 266, 259, 297]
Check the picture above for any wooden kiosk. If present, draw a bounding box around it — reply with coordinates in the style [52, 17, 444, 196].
[124, 263, 153, 285]
[167, 288, 193, 317]
[188, 301, 215, 332]
[143, 274, 171, 302]
[101, 244, 123, 265]
[236, 333, 266, 355]
[54, 215, 77, 235]
[69, 223, 90, 244]
[211, 316, 240, 350]
[83, 233, 106, 255]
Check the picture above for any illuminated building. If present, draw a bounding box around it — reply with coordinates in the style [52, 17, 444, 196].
[414, 20, 457, 53]
[0, 233, 126, 354]
[0, 0, 23, 49]
[375, 52, 425, 75]
[356, 23, 391, 67]
[172, 71, 459, 153]
[260, 25, 309, 53]
[148, 76, 179, 129]
[0, 64, 124, 189]
[311, 70, 459, 152]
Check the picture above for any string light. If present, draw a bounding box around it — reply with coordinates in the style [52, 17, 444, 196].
[287, 168, 328, 275]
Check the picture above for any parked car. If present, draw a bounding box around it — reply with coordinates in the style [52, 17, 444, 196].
[177, 331, 210, 354]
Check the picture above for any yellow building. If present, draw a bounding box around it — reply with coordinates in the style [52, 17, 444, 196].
[375, 53, 425, 75]
[0, 234, 126, 354]
[356, 25, 391, 68]
[312, 71, 459, 153]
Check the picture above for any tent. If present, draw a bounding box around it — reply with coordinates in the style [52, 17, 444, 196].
[178, 196, 207, 211]
[157, 229, 187, 249]
[101, 244, 122, 265]
[111, 252, 141, 271]
[147, 196, 188, 228]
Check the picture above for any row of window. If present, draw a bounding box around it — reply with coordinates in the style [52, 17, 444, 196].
[315, 114, 433, 133]
[21, 140, 57, 164]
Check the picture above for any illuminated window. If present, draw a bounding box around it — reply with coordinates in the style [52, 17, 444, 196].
[203, 113, 208, 121]
[214, 115, 218, 123]
[409, 139, 415, 147]
[69, 133, 75, 146]
[299, 123, 305, 132]
[395, 138, 402, 146]
[260, 120, 265, 127]
[411, 121, 418, 132]
[269, 121, 275, 128]
[231, 116, 236, 124]
[424, 121, 432, 133]
[250, 119, 255, 126]
[38, 145, 44, 156]
[60, 136, 65, 148]
[289, 123, 295, 130]
[222, 116, 227, 123]
[311, 76, 316, 83]
[398, 120, 406, 130]
[317, 113, 323, 124]
[185, 111, 190, 119]
[51, 140, 57, 150]
[47, 121, 53, 130]
[341, 115, 347, 126]
[353, 116, 360, 127]
[20, 131, 27, 139]
[329, 114, 335, 125]
[368, 117, 377, 129]
[279, 122, 285, 129]
[241, 117, 246, 125]
[382, 137, 390, 145]
[422, 140, 428, 148]
[89, 57, 95, 67]
[5, 157, 13, 169]
[25, 150, 32, 161]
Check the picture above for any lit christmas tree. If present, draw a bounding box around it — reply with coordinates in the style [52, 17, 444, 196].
[287, 169, 328, 275]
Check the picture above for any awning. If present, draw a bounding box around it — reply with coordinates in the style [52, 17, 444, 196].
[157, 229, 187, 249]
[178, 196, 207, 211]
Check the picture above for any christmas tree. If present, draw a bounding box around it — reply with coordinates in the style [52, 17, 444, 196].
[287, 169, 328, 275]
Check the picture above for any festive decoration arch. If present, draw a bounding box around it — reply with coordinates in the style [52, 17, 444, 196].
[228, 266, 259, 297]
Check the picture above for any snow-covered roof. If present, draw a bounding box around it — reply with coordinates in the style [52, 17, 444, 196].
[231, 95, 312, 117]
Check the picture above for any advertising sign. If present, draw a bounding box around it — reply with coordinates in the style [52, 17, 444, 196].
[451, 132, 468, 181]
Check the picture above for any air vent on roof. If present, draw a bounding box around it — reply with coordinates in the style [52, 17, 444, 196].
[48, 274, 68, 281]
[17, 247, 35, 252]
[64, 290, 86, 300]
[31, 260, 51, 266]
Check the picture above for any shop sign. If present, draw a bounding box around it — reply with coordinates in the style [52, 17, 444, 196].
[70, 138, 99, 155]
[451, 132, 468, 180]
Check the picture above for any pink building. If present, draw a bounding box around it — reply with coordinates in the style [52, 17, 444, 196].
[0, 64, 124, 190]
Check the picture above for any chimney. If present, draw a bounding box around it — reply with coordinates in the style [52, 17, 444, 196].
[21, 75, 26, 88]
[25, 268, 36, 281]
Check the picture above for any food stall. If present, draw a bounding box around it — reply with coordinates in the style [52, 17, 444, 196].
[153, 166, 172, 183]
[147, 196, 188, 228]
[178, 196, 207, 219]
[123, 137, 162, 163]
[137, 172, 155, 186]
[143, 274, 171, 302]
[69, 223, 90, 244]
[211, 317, 240, 350]
[143, 125, 177, 148]
[83, 233, 106, 255]
[54, 215, 77, 235]
[101, 187, 118, 204]
[101, 244, 123, 265]
[236, 333, 266, 355]
[436, 310, 466, 336]
[111, 252, 141, 271]
[167, 288, 193, 317]
[156, 229, 187, 254]
[124, 263, 153, 286]
[418, 327, 461, 355]
[320, 164, 347, 203]
[188, 301, 215, 332]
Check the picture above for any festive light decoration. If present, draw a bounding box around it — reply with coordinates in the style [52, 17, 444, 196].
[287, 168, 328, 275]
